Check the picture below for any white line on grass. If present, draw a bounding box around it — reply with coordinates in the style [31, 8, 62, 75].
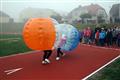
[0, 50, 40, 59]
[0, 38, 21, 41]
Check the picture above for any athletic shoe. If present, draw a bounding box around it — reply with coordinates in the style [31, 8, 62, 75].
[62, 53, 66, 57]
[42, 61, 47, 64]
[56, 57, 60, 60]
[45, 59, 50, 63]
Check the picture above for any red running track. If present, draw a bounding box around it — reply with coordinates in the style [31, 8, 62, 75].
[0, 45, 120, 80]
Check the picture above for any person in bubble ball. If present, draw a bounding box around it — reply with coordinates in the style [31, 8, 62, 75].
[56, 34, 67, 60]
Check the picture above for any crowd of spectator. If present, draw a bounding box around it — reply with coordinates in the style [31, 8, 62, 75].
[79, 26, 120, 48]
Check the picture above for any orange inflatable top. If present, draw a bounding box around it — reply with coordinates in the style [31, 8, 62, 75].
[23, 18, 56, 50]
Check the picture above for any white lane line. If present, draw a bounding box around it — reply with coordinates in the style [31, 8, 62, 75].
[91, 45, 120, 51]
[0, 38, 21, 41]
[81, 44, 120, 51]
[4, 68, 23, 75]
[82, 55, 120, 80]
[0, 50, 40, 59]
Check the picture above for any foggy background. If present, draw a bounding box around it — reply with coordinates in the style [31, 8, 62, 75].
[1, 0, 119, 22]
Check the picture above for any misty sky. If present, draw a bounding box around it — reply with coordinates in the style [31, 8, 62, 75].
[0, 0, 120, 21]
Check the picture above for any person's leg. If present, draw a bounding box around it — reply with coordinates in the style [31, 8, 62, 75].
[110, 38, 113, 46]
[56, 48, 61, 60]
[42, 50, 52, 64]
[95, 39, 97, 45]
[46, 50, 52, 59]
[43, 50, 48, 61]
[57, 48, 60, 57]
[113, 37, 115, 45]
[107, 39, 110, 47]
[99, 39, 102, 46]
[118, 39, 120, 47]
[56, 48, 64, 60]
[59, 48, 64, 56]
[83, 37, 85, 43]
[86, 37, 89, 44]
[101, 39, 104, 46]
[88, 37, 91, 44]
[117, 39, 118, 47]
[113, 37, 116, 47]
[96, 39, 99, 46]
[84, 37, 87, 44]
[103, 39, 105, 46]
[107, 41, 109, 47]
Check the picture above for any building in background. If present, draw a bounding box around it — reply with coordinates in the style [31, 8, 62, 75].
[19, 7, 62, 23]
[66, 4, 108, 24]
[0, 11, 13, 23]
[110, 4, 120, 23]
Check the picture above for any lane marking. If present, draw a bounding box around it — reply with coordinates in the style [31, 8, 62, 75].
[82, 55, 120, 80]
[0, 51, 40, 59]
[0, 38, 21, 41]
[4, 68, 23, 75]
[81, 44, 120, 51]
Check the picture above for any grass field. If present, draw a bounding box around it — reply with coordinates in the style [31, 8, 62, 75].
[88, 58, 120, 80]
[0, 34, 31, 57]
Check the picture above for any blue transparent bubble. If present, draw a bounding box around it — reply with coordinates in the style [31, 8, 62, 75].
[54, 24, 80, 51]
[50, 18, 59, 25]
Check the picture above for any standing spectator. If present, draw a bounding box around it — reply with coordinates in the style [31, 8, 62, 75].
[79, 30, 83, 43]
[116, 30, 120, 47]
[95, 30, 100, 46]
[86, 27, 92, 44]
[99, 29, 106, 46]
[115, 27, 120, 46]
[106, 28, 113, 47]
[112, 28, 117, 46]
[83, 28, 87, 44]
[90, 29, 95, 44]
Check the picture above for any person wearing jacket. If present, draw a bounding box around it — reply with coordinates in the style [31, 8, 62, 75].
[117, 31, 120, 47]
[99, 29, 106, 46]
[95, 30, 100, 46]
[106, 29, 113, 47]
